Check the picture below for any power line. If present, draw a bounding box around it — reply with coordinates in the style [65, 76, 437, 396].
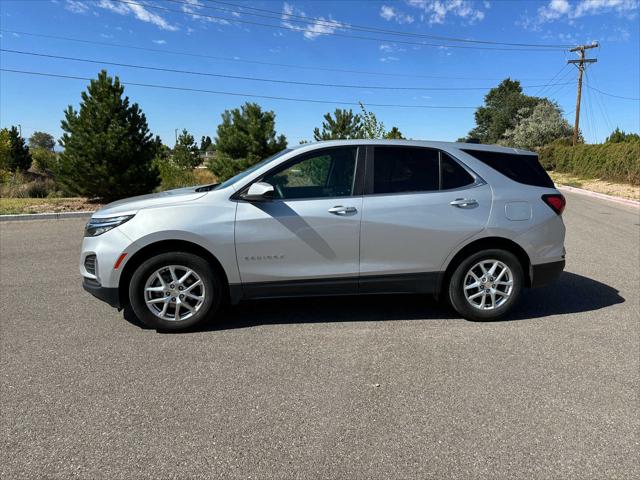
[0, 29, 550, 81]
[193, 0, 573, 48]
[585, 84, 640, 101]
[0, 68, 479, 109]
[533, 64, 569, 97]
[0, 48, 574, 92]
[106, 0, 567, 52]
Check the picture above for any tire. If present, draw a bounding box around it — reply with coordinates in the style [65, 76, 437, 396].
[129, 252, 221, 331]
[448, 249, 523, 321]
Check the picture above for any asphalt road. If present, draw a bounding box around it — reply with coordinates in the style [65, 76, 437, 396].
[1, 192, 638, 479]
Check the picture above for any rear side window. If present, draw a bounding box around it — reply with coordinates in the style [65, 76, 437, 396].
[441, 153, 475, 190]
[373, 147, 439, 194]
[461, 149, 554, 188]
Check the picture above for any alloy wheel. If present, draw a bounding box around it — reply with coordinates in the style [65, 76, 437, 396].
[463, 259, 513, 311]
[143, 265, 206, 321]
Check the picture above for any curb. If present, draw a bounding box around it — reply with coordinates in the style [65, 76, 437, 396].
[557, 185, 640, 208]
[0, 211, 93, 222]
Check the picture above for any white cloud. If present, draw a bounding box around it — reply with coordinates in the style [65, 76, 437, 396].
[179, 0, 231, 25]
[96, 0, 178, 31]
[152, 39, 166, 44]
[536, 0, 639, 23]
[281, 2, 349, 40]
[379, 5, 415, 24]
[379, 56, 400, 62]
[405, 0, 486, 25]
[64, 0, 89, 14]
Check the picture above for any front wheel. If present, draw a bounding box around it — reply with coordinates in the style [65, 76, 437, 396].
[448, 249, 523, 321]
[129, 252, 221, 331]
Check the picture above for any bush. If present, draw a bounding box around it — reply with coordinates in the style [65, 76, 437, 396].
[155, 157, 196, 191]
[31, 148, 58, 174]
[538, 143, 640, 185]
[0, 171, 63, 198]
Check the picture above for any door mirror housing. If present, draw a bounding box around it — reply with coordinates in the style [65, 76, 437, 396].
[241, 181, 275, 202]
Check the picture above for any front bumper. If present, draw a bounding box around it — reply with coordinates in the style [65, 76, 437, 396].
[530, 260, 565, 288]
[83, 278, 121, 309]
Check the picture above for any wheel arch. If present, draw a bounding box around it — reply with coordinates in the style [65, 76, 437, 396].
[438, 236, 532, 297]
[118, 239, 230, 308]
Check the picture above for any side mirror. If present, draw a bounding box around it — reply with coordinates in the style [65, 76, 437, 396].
[241, 181, 275, 202]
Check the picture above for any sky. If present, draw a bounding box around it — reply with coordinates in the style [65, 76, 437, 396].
[0, 0, 638, 148]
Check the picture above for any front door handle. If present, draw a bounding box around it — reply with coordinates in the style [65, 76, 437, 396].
[450, 198, 478, 208]
[328, 206, 357, 215]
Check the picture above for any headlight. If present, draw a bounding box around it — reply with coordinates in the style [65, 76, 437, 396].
[84, 215, 134, 237]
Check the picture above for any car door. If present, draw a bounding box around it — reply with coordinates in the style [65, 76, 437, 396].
[234, 146, 364, 297]
[359, 146, 491, 293]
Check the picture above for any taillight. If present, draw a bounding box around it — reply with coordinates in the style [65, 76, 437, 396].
[542, 194, 566, 215]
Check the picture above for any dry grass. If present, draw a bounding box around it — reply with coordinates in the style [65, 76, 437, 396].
[549, 171, 639, 201]
[0, 197, 101, 215]
[193, 168, 217, 185]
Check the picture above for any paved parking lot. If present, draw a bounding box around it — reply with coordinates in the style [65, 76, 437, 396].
[1, 192, 638, 479]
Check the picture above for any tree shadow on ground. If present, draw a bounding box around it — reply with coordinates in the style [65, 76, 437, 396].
[123, 272, 624, 333]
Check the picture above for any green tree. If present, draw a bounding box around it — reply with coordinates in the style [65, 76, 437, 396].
[173, 129, 200, 169]
[200, 135, 213, 151]
[465, 78, 541, 144]
[0, 128, 10, 170]
[313, 108, 363, 141]
[31, 148, 58, 173]
[1, 126, 32, 172]
[500, 100, 574, 150]
[28, 131, 56, 151]
[57, 70, 160, 201]
[605, 127, 640, 143]
[385, 126, 405, 139]
[208, 102, 287, 181]
[359, 102, 387, 139]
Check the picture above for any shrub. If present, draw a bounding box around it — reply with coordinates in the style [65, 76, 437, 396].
[538, 143, 640, 185]
[155, 157, 196, 191]
[31, 148, 58, 174]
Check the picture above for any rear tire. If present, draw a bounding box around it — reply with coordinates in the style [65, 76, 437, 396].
[129, 252, 221, 331]
[448, 249, 523, 321]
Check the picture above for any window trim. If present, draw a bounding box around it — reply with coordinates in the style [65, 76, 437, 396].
[231, 145, 365, 202]
[364, 145, 485, 197]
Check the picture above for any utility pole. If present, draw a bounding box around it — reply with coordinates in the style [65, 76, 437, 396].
[568, 42, 598, 146]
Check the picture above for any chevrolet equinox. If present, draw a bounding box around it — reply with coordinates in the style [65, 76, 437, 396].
[80, 140, 566, 330]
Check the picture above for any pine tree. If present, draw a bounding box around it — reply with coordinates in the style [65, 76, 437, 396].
[200, 135, 213, 152]
[173, 129, 200, 169]
[313, 109, 363, 141]
[1, 126, 32, 172]
[208, 103, 287, 181]
[57, 70, 160, 201]
[385, 127, 405, 139]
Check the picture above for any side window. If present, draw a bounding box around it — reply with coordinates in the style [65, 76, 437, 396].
[373, 147, 439, 194]
[441, 153, 475, 190]
[262, 147, 357, 199]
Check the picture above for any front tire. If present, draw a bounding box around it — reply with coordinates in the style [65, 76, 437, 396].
[129, 252, 221, 331]
[448, 249, 523, 321]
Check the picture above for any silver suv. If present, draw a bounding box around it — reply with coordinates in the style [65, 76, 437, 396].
[80, 140, 566, 330]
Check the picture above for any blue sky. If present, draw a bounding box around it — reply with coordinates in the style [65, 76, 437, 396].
[1, 0, 638, 147]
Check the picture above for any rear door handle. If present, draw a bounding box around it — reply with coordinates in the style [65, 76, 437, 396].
[450, 198, 478, 208]
[328, 206, 357, 215]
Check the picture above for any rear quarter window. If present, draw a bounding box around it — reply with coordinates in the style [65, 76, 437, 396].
[461, 149, 554, 188]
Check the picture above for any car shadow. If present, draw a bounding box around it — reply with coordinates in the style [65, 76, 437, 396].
[123, 271, 624, 333]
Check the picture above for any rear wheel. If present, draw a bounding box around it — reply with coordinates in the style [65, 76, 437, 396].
[448, 249, 523, 321]
[129, 252, 221, 331]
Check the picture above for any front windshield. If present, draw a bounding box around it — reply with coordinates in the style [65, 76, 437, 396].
[213, 149, 292, 190]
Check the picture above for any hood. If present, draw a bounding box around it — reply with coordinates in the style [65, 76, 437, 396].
[93, 186, 209, 218]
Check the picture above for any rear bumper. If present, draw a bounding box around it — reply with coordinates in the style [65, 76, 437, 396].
[530, 260, 565, 288]
[83, 278, 121, 309]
